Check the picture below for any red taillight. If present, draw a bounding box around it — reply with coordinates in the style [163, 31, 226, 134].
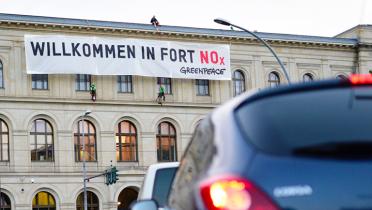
[349, 74, 372, 85]
[199, 175, 279, 210]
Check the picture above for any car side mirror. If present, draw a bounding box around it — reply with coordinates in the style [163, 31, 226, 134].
[130, 200, 159, 210]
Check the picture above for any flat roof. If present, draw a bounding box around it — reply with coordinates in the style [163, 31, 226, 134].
[0, 13, 358, 46]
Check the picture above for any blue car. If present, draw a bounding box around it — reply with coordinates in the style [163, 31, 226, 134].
[133, 74, 372, 210]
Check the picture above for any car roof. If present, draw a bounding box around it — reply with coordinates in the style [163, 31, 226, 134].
[213, 78, 351, 118]
[147, 162, 180, 170]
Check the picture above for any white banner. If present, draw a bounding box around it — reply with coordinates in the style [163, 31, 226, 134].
[24, 35, 231, 80]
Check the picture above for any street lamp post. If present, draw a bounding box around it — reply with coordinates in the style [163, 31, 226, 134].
[214, 18, 291, 83]
[81, 110, 91, 210]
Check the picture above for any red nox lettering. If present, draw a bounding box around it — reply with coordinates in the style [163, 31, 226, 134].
[199, 50, 225, 65]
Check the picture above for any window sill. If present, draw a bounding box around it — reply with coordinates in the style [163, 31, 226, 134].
[32, 88, 49, 91]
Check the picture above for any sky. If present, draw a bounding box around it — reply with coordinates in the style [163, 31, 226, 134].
[0, 0, 371, 37]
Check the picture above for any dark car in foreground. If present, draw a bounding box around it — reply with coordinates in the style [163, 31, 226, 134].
[132, 75, 372, 210]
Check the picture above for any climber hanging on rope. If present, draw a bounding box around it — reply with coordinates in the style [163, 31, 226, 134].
[90, 82, 97, 102]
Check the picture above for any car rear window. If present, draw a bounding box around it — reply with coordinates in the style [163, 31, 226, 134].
[235, 87, 372, 159]
[152, 167, 178, 207]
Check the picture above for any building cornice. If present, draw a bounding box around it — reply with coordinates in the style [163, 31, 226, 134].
[0, 13, 357, 49]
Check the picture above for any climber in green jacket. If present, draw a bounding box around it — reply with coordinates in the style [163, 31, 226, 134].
[90, 83, 97, 102]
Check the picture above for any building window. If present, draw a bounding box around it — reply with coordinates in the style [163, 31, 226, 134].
[268, 72, 280, 87]
[76, 191, 99, 210]
[233, 70, 246, 96]
[196, 79, 210, 96]
[32, 191, 56, 210]
[74, 120, 96, 162]
[156, 122, 177, 162]
[75, 74, 91, 91]
[337, 74, 348, 80]
[0, 60, 3, 88]
[30, 119, 54, 161]
[117, 75, 133, 93]
[116, 120, 137, 162]
[32, 74, 48, 90]
[303, 73, 314, 82]
[157, 77, 172, 94]
[0, 192, 11, 210]
[0, 119, 9, 162]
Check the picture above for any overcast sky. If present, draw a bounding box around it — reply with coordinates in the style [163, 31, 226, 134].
[0, 0, 370, 37]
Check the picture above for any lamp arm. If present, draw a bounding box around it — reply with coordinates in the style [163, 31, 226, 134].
[230, 23, 291, 83]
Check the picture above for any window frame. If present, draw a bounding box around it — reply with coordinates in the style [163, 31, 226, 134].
[116, 120, 138, 162]
[32, 74, 49, 90]
[30, 119, 54, 162]
[0, 60, 4, 89]
[195, 79, 210, 96]
[75, 74, 92, 91]
[117, 75, 133, 93]
[157, 77, 172, 95]
[303, 73, 314, 82]
[233, 70, 246, 96]
[0, 119, 9, 162]
[74, 120, 97, 162]
[156, 122, 177, 162]
[268, 71, 280, 87]
[76, 191, 99, 210]
[32, 191, 56, 210]
[0, 192, 11, 210]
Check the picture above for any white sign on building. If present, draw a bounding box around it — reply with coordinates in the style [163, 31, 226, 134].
[25, 35, 231, 80]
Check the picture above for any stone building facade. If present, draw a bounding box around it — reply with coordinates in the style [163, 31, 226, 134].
[0, 13, 371, 210]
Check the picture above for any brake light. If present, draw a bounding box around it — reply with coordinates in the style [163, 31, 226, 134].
[349, 74, 372, 85]
[199, 175, 279, 210]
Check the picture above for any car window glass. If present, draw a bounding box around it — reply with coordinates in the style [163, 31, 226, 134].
[152, 167, 177, 207]
[235, 88, 372, 159]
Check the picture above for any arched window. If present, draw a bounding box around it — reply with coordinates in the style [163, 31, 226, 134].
[0, 119, 9, 162]
[233, 70, 246, 96]
[117, 187, 138, 210]
[32, 191, 56, 210]
[156, 122, 177, 162]
[0, 60, 3, 88]
[0, 192, 11, 210]
[303, 73, 314, 82]
[268, 72, 280, 87]
[116, 120, 137, 162]
[30, 119, 54, 161]
[74, 120, 96, 162]
[76, 191, 99, 210]
[337, 74, 348, 80]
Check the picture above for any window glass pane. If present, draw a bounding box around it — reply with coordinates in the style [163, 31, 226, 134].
[38, 192, 49, 205]
[169, 125, 175, 135]
[121, 121, 130, 133]
[35, 120, 46, 132]
[303, 73, 313, 82]
[49, 194, 56, 205]
[75, 120, 96, 162]
[160, 123, 168, 135]
[0, 61, 3, 88]
[36, 135, 45, 144]
[1, 121, 8, 132]
[46, 122, 52, 133]
[2, 135, 8, 143]
[47, 135, 53, 144]
[2, 149, 8, 161]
